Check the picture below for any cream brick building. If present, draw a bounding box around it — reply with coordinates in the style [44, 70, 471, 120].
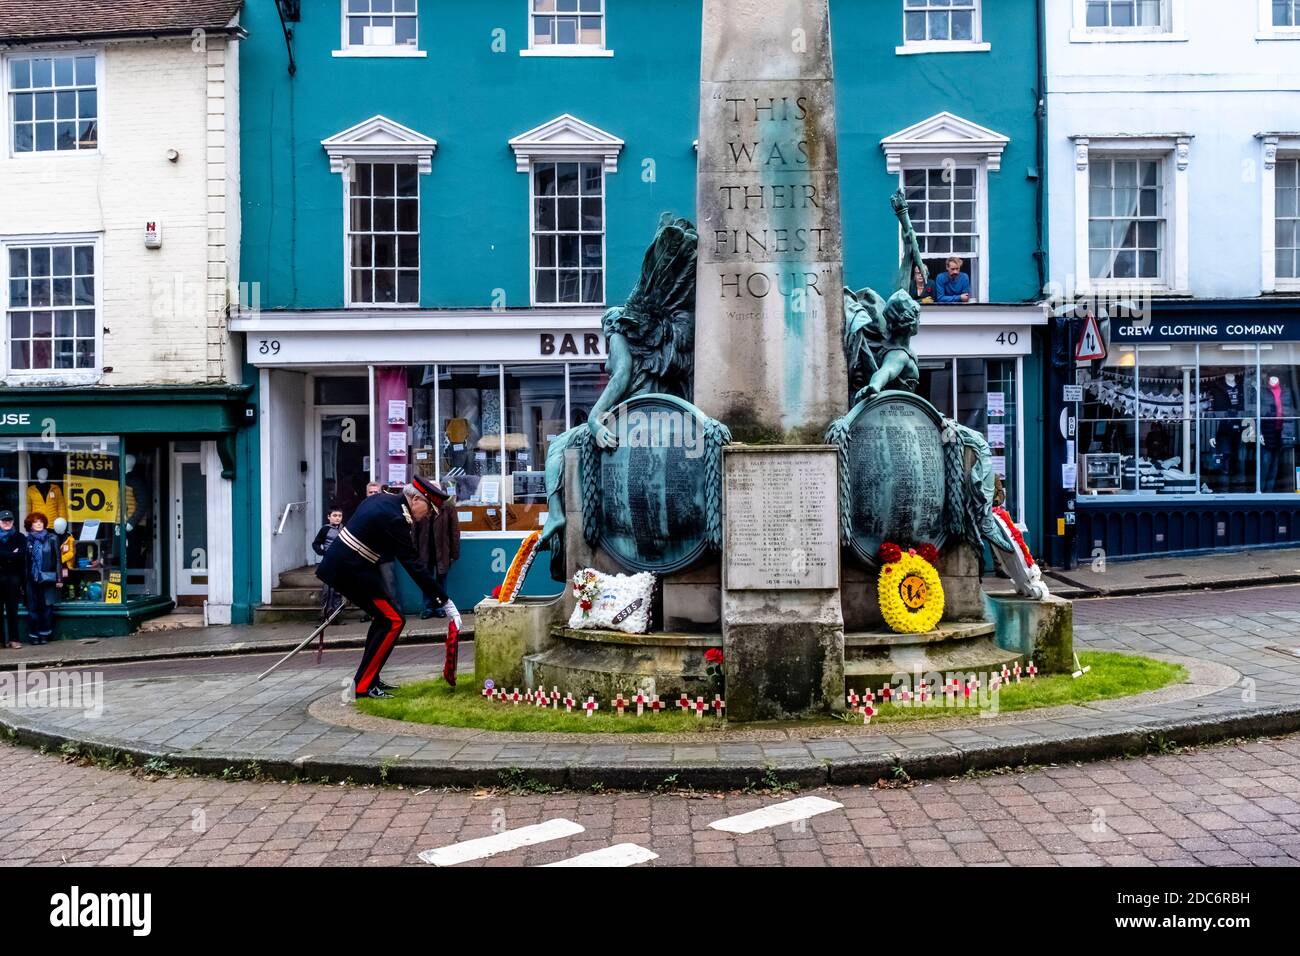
[0, 0, 251, 634]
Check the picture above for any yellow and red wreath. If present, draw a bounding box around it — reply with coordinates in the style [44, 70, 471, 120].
[877, 542, 945, 634]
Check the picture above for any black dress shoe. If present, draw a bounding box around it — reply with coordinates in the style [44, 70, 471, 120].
[358, 686, 393, 699]
[419, 609, 434, 620]
[376, 679, 399, 691]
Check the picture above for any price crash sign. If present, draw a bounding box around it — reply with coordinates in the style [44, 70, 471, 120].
[66, 452, 120, 522]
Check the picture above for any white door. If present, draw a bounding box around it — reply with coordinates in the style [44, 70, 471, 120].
[172, 451, 208, 598]
[311, 406, 371, 561]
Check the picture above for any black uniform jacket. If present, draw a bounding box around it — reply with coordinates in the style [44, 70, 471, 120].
[316, 493, 448, 605]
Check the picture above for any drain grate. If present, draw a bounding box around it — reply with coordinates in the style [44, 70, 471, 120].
[1144, 573, 1186, 580]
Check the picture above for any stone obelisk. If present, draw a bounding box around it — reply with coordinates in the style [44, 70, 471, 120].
[695, 0, 847, 444]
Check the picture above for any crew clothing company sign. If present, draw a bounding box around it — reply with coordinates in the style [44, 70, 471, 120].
[66, 452, 120, 522]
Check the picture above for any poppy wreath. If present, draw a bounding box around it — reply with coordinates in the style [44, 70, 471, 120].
[499, 531, 541, 604]
[877, 541, 945, 634]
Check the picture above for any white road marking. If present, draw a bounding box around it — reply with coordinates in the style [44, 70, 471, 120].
[542, 843, 659, 867]
[707, 796, 843, 834]
[418, 818, 584, 866]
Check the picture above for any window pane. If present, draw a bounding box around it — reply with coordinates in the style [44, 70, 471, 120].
[436, 365, 505, 530]
[503, 365, 565, 531]
[1200, 346, 1257, 494]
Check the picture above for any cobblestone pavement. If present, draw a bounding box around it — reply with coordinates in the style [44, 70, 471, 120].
[1, 730, 1297, 866]
[5, 585, 1300, 789]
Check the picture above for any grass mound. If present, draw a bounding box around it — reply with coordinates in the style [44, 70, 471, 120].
[356, 651, 1186, 732]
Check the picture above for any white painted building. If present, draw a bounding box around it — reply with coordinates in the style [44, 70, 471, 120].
[0, 1, 249, 633]
[1046, 0, 1300, 562]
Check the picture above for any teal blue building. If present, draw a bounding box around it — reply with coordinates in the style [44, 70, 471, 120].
[233, 0, 1047, 617]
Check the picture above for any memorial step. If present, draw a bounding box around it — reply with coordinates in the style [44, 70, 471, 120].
[842, 635, 1021, 690]
[845, 621, 994, 650]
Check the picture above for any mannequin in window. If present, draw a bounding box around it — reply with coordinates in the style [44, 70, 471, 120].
[1205, 373, 1247, 489]
[124, 454, 152, 568]
[26, 466, 67, 523]
[1251, 373, 1300, 492]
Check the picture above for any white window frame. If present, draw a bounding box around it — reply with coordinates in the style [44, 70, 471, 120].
[0, 232, 103, 386]
[899, 163, 988, 301]
[1070, 0, 1187, 42]
[1259, 133, 1300, 293]
[334, 0, 427, 58]
[881, 112, 1008, 300]
[0, 47, 105, 160]
[526, 159, 607, 308]
[509, 114, 623, 307]
[520, 0, 613, 57]
[344, 161, 422, 308]
[1071, 135, 1191, 295]
[896, 0, 991, 56]
[1258, 0, 1300, 38]
[321, 115, 437, 308]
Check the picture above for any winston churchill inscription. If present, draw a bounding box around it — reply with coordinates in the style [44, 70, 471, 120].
[694, 0, 847, 443]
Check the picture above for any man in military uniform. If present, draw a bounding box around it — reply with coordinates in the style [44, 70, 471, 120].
[316, 475, 462, 698]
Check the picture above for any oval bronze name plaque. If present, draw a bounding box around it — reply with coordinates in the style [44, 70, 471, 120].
[595, 393, 713, 575]
[845, 391, 948, 565]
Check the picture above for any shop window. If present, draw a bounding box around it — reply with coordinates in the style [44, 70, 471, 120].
[904, 167, 979, 300]
[0, 437, 132, 604]
[314, 375, 370, 406]
[123, 439, 161, 598]
[1077, 346, 1138, 493]
[348, 161, 419, 305]
[435, 365, 504, 532]
[958, 358, 1016, 517]
[1198, 347, 1257, 494]
[532, 160, 604, 305]
[568, 363, 609, 427]
[917, 359, 953, 417]
[503, 365, 564, 531]
[7, 53, 98, 153]
[1259, 347, 1300, 493]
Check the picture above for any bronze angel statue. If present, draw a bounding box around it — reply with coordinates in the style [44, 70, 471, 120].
[843, 189, 926, 404]
[538, 214, 698, 563]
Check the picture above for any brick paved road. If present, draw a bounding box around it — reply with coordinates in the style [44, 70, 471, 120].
[1, 730, 1297, 866]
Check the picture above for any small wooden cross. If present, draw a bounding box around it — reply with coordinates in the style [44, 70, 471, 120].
[847, 689, 860, 711]
[678, 693, 690, 712]
[584, 696, 599, 717]
[551, 687, 561, 708]
[1027, 661, 1038, 679]
[613, 693, 627, 716]
[650, 695, 663, 714]
[563, 692, 575, 712]
[633, 691, 647, 716]
[712, 695, 725, 718]
[510, 688, 522, 706]
[1013, 662, 1022, 683]
[694, 696, 707, 718]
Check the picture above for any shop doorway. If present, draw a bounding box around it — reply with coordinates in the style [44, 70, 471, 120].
[170, 447, 208, 602]
[314, 407, 371, 533]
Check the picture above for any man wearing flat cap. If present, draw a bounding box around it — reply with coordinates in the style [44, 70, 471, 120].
[316, 475, 462, 698]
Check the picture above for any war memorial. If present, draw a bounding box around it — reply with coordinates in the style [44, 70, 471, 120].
[475, 0, 1071, 723]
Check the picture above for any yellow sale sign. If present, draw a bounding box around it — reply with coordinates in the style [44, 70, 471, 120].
[105, 572, 122, 605]
[66, 452, 119, 522]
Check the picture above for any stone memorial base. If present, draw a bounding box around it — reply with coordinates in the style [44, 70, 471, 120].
[721, 445, 844, 720]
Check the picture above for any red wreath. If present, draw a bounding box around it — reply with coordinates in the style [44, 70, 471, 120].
[879, 542, 902, 564]
[993, 506, 1036, 568]
[916, 543, 939, 563]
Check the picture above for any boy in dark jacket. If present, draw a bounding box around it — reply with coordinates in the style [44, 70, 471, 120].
[312, 508, 346, 622]
[0, 510, 25, 649]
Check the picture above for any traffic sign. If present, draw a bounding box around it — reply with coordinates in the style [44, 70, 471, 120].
[1075, 313, 1106, 361]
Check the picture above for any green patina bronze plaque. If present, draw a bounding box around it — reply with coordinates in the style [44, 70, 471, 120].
[596, 394, 713, 574]
[846, 391, 948, 565]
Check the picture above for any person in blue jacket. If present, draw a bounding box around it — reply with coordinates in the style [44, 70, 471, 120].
[24, 511, 63, 645]
[935, 256, 972, 303]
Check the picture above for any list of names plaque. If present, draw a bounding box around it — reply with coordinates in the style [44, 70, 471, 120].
[724, 449, 839, 590]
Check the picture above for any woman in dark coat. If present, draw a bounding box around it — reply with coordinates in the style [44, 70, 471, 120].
[0, 510, 26, 648]
[24, 511, 62, 645]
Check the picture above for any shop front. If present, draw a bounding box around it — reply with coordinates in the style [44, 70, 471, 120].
[236, 311, 608, 612]
[1051, 299, 1300, 562]
[911, 304, 1047, 552]
[238, 305, 1045, 608]
[0, 385, 252, 636]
